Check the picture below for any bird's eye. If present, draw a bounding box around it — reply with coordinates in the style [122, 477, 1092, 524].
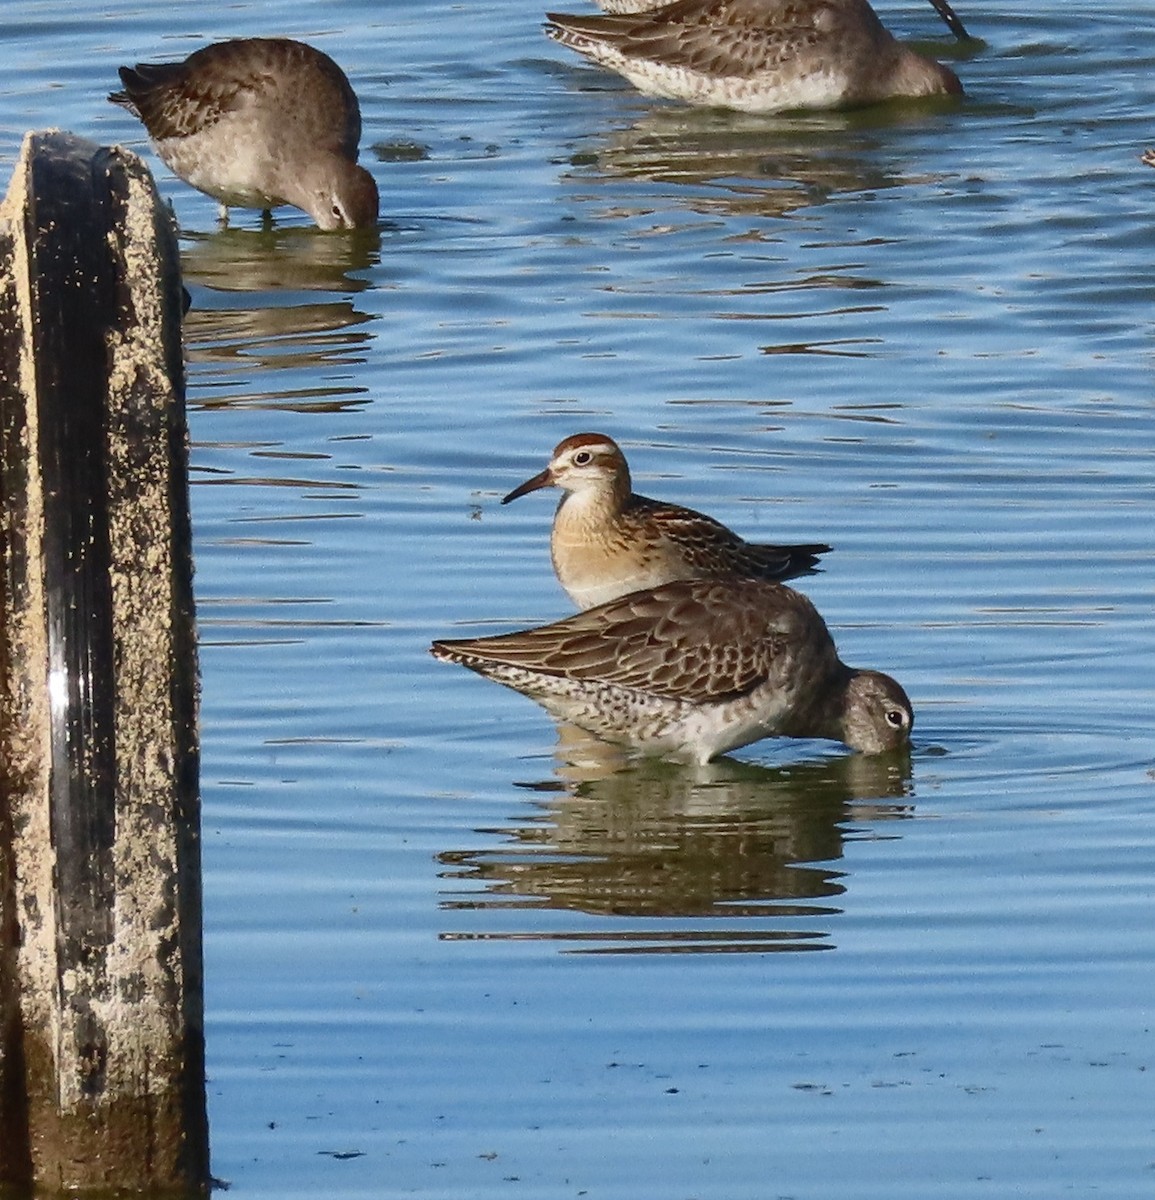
[885, 708, 906, 729]
[573, 451, 593, 465]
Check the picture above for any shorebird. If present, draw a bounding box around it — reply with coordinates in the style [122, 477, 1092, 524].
[431, 578, 913, 762]
[589, 0, 972, 43]
[502, 433, 830, 610]
[109, 37, 379, 230]
[545, 0, 964, 114]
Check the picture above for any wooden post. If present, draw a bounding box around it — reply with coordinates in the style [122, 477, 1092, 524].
[0, 131, 208, 1193]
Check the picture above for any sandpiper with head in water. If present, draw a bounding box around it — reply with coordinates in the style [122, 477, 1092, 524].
[431, 578, 913, 763]
[502, 433, 830, 610]
[545, 0, 964, 114]
[109, 37, 379, 229]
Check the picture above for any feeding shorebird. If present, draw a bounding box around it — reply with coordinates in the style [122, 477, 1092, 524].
[545, 0, 965, 114]
[501, 433, 830, 610]
[589, 0, 972, 42]
[109, 37, 379, 230]
[431, 578, 913, 762]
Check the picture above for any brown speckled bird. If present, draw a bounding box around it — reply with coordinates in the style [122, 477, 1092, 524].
[432, 578, 913, 762]
[589, 0, 971, 40]
[545, 0, 964, 114]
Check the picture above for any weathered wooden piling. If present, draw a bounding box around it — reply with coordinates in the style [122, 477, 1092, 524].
[0, 132, 208, 1193]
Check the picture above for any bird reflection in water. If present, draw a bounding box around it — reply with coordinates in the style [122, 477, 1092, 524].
[558, 106, 954, 356]
[180, 223, 380, 411]
[562, 104, 956, 221]
[439, 727, 912, 954]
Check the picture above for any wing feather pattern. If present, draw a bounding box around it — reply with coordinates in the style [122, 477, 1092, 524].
[546, 0, 887, 81]
[432, 580, 819, 705]
[628, 494, 829, 579]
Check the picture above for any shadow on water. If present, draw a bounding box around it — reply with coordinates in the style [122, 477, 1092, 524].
[439, 728, 913, 954]
[179, 225, 380, 411]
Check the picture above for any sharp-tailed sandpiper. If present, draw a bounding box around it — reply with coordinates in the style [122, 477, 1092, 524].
[502, 433, 830, 610]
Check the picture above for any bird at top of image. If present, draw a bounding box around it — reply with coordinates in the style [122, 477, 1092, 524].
[431, 577, 913, 763]
[109, 37, 379, 230]
[589, 0, 970, 40]
[544, 0, 966, 114]
[501, 432, 831, 611]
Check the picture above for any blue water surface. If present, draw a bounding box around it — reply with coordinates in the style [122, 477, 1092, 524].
[4, 1, 1155, 1196]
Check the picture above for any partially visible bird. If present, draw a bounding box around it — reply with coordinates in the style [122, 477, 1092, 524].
[590, 0, 972, 43]
[591, 0, 699, 12]
[431, 578, 913, 762]
[545, 0, 964, 114]
[109, 37, 379, 230]
[502, 433, 830, 610]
